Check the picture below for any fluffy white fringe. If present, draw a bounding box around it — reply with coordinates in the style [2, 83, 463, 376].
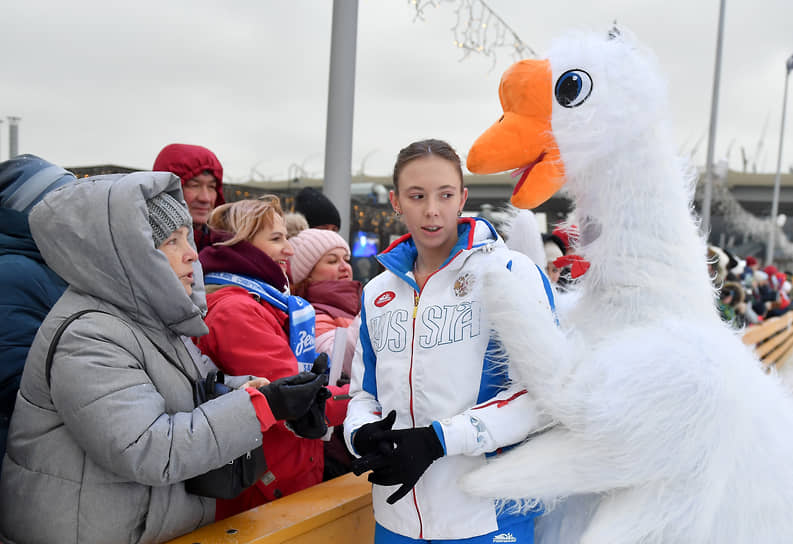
[462, 265, 793, 544]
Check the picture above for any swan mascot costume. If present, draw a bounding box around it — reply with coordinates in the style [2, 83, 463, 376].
[459, 27, 793, 543]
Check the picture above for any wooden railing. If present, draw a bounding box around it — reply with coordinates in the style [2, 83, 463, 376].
[165, 472, 374, 544]
[742, 312, 793, 369]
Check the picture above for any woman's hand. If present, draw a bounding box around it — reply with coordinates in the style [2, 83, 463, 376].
[240, 377, 270, 389]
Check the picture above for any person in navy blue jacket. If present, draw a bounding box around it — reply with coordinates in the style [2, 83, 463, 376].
[0, 154, 75, 468]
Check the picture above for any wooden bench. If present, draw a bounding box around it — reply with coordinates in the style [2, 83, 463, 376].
[165, 472, 374, 544]
[742, 312, 793, 369]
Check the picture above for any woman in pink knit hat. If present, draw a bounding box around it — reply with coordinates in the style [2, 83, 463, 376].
[289, 228, 362, 381]
[289, 228, 362, 479]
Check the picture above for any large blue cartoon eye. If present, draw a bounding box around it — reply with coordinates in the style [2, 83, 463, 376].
[555, 69, 593, 108]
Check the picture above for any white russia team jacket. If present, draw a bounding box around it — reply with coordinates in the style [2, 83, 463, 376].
[344, 218, 557, 540]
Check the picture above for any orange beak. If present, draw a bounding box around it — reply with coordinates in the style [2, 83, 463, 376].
[467, 59, 565, 209]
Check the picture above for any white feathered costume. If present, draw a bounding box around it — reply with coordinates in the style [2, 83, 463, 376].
[461, 28, 793, 543]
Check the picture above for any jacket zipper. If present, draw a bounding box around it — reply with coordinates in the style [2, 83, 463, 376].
[408, 288, 424, 537]
[408, 284, 422, 430]
[407, 249, 466, 539]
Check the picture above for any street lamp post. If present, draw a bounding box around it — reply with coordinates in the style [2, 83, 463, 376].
[323, 0, 358, 243]
[700, 0, 727, 238]
[765, 53, 793, 266]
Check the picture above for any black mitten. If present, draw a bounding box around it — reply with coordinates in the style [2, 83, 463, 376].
[358, 425, 444, 504]
[351, 410, 397, 458]
[283, 354, 331, 439]
[258, 371, 325, 421]
[285, 386, 331, 439]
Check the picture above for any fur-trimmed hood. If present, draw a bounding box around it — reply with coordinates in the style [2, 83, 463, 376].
[377, 216, 503, 284]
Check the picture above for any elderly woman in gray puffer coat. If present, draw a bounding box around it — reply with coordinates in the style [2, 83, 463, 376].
[0, 171, 327, 544]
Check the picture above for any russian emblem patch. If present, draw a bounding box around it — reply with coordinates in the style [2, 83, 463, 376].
[453, 273, 475, 297]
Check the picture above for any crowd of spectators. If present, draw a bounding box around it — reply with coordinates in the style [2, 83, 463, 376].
[0, 147, 358, 542]
[0, 144, 787, 542]
[707, 247, 792, 328]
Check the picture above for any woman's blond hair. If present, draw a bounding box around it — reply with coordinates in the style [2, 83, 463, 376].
[208, 195, 284, 246]
[284, 212, 309, 239]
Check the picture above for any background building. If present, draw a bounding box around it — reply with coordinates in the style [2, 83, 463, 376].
[64, 163, 793, 263]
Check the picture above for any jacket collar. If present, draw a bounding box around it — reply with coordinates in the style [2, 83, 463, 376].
[376, 217, 500, 289]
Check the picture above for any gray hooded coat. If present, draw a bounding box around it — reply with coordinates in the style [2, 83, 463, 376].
[0, 172, 264, 544]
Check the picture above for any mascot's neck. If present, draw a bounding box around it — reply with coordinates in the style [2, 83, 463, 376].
[563, 127, 717, 321]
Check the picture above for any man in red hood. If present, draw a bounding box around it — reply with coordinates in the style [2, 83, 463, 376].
[153, 143, 225, 251]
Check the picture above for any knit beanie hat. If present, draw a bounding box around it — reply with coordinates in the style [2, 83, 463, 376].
[294, 187, 341, 229]
[146, 192, 192, 248]
[289, 228, 351, 285]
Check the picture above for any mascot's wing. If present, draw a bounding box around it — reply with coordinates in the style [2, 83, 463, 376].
[462, 236, 656, 504]
[482, 264, 569, 395]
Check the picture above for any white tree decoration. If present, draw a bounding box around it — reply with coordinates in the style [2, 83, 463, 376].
[408, 0, 535, 68]
[407, 2, 791, 261]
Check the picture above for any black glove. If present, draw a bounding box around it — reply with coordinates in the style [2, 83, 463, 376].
[286, 386, 331, 439]
[283, 354, 331, 439]
[258, 371, 326, 421]
[309, 353, 329, 376]
[354, 425, 444, 504]
[351, 410, 397, 457]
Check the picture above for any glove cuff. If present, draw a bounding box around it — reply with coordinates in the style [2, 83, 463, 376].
[429, 421, 447, 457]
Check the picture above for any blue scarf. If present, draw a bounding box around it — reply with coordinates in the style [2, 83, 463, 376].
[204, 272, 317, 372]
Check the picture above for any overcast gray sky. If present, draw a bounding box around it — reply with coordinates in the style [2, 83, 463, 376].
[2, 0, 792, 182]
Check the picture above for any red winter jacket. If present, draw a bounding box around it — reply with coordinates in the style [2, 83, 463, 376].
[196, 285, 349, 519]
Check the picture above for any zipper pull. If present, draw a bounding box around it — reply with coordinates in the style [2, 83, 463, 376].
[413, 291, 419, 318]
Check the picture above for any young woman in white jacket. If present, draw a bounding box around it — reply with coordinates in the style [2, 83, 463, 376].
[343, 139, 558, 544]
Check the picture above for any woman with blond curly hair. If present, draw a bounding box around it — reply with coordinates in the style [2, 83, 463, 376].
[196, 196, 350, 518]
